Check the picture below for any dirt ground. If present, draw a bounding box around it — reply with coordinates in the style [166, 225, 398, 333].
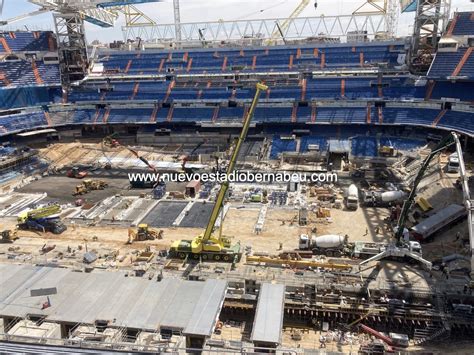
[39, 142, 180, 169]
[0, 205, 393, 258]
[1, 144, 471, 274]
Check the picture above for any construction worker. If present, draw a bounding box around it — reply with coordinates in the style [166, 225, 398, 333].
[319, 335, 326, 348]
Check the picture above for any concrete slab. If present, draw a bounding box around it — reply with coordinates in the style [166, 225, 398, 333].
[251, 283, 285, 346]
[179, 202, 214, 228]
[0, 264, 227, 337]
[140, 201, 188, 227]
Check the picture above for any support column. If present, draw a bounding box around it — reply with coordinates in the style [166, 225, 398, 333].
[53, 13, 88, 88]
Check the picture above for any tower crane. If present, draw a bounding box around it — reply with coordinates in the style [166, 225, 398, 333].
[0, 1, 161, 86]
[267, 0, 314, 45]
[169, 83, 268, 263]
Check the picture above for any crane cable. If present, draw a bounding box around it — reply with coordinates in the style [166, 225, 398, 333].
[234, 0, 290, 21]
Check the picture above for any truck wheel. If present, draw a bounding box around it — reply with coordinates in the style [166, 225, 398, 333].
[214, 255, 221, 261]
[202, 254, 208, 260]
[223, 255, 230, 262]
[192, 254, 200, 260]
[178, 252, 186, 259]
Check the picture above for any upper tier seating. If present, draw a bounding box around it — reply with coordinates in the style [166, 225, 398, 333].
[450, 12, 474, 36]
[68, 76, 428, 104]
[98, 42, 404, 75]
[428, 47, 474, 79]
[0, 31, 55, 53]
[1, 104, 472, 137]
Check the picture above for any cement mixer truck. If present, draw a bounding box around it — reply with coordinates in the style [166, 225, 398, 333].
[298, 234, 350, 257]
[298, 234, 415, 259]
[344, 184, 359, 210]
[361, 190, 406, 207]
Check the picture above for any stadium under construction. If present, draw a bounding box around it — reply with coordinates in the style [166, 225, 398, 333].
[0, 0, 473, 353]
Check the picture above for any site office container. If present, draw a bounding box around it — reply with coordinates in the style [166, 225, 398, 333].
[186, 180, 201, 197]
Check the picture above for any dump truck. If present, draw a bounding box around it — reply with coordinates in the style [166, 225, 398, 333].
[410, 204, 467, 241]
[344, 184, 359, 210]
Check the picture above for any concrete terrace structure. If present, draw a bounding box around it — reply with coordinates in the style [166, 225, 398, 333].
[251, 283, 285, 349]
[0, 264, 227, 349]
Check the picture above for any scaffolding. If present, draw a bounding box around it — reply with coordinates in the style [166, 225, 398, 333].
[410, 0, 451, 73]
[122, 14, 389, 45]
[53, 13, 89, 87]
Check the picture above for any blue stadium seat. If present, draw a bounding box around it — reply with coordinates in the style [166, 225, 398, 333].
[270, 136, 297, 158]
[451, 12, 474, 36]
[0, 31, 55, 53]
[351, 136, 378, 157]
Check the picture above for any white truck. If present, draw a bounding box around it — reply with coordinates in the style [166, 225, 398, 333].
[352, 240, 422, 258]
[299, 234, 349, 257]
[344, 184, 359, 210]
[447, 153, 460, 173]
[298, 234, 423, 259]
[361, 190, 406, 207]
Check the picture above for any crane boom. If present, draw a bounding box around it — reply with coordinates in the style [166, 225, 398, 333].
[268, 0, 311, 44]
[127, 147, 157, 173]
[202, 82, 268, 242]
[451, 133, 474, 285]
[395, 133, 455, 242]
[18, 204, 61, 223]
[0, 8, 49, 26]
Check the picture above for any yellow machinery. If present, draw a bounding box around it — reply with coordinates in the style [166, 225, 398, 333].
[416, 197, 433, 212]
[169, 83, 268, 262]
[17, 204, 61, 224]
[378, 145, 395, 157]
[127, 224, 163, 244]
[73, 179, 108, 196]
[266, 0, 312, 45]
[246, 255, 353, 271]
[1, 230, 19, 243]
[17, 204, 66, 234]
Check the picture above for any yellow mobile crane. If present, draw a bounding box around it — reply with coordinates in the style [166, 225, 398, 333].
[169, 83, 268, 262]
[17, 204, 66, 234]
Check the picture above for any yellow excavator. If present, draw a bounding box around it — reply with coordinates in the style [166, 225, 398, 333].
[127, 224, 163, 244]
[169, 82, 268, 262]
[1, 229, 19, 243]
[73, 179, 108, 196]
